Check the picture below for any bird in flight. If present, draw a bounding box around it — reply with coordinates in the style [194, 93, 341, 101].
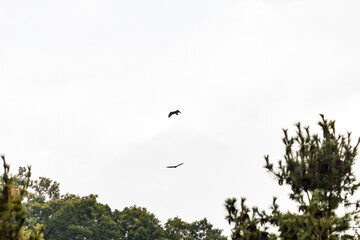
[166, 162, 184, 168]
[168, 110, 181, 118]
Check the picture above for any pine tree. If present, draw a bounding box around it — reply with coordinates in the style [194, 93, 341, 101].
[226, 115, 360, 239]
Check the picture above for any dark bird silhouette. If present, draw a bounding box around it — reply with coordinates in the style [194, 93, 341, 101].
[168, 110, 181, 118]
[166, 162, 184, 168]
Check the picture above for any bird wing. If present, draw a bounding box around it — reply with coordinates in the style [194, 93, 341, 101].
[167, 163, 183, 168]
[168, 112, 173, 118]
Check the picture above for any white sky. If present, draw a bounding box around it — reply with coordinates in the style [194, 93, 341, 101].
[1, 0, 360, 237]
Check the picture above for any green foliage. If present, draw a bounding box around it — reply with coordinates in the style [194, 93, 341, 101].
[226, 115, 360, 239]
[113, 206, 166, 240]
[26, 188, 228, 240]
[165, 217, 228, 240]
[265, 114, 360, 211]
[31, 177, 60, 201]
[189, 218, 228, 240]
[1, 151, 227, 240]
[26, 193, 119, 239]
[22, 224, 44, 240]
[225, 198, 276, 240]
[164, 216, 190, 239]
[0, 155, 43, 240]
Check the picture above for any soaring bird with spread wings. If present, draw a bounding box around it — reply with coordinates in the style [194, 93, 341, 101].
[166, 162, 184, 168]
[168, 110, 181, 118]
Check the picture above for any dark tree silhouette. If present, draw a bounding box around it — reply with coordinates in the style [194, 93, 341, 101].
[168, 110, 181, 118]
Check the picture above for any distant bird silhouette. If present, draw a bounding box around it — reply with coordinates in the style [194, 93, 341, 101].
[168, 110, 181, 118]
[166, 162, 184, 168]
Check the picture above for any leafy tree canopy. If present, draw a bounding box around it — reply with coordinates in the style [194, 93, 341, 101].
[22, 169, 227, 240]
[165, 217, 228, 240]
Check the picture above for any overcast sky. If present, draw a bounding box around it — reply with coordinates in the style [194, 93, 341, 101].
[1, 0, 360, 236]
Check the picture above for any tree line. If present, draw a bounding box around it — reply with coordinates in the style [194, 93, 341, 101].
[2, 115, 360, 239]
[0, 155, 227, 240]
